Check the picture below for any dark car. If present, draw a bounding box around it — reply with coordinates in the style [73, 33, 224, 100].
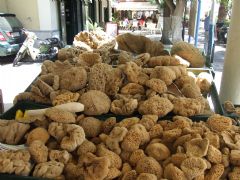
[0, 13, 26, 57]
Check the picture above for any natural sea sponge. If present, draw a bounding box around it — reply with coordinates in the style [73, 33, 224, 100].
[78, 117, 102, 138]
[138, 95, 173, 117]
[59, 66, 87, 91]
[80, 90, 111, 115]
[185, 138, 209, 157]
[137, 173, 157, 180]
[110, 98, 138, 116]
[123, 61, 142, 83]
[120, 83, 145, 95]
[150, 66, 176, 85]
[49, 150, 71, 164]
[205, 164, 224, 180]
[148, 56, 180, 67]
[139, 114, 158, 131]
[180, 157, 207, 179]
[207, 114, 232, 132]
[172, 97, 203, 116]
[96, 144, 122, 169]
[145, 78, 167, 94]
[136, 156, 163, 179]
[100, 126, 128, 155]
[88, 63, 113, 93]
[171, 41, 205, 67]
[33, 161, 64, 179]
[129, 149, 146, 166]
[146, 143, 170, 161]
[28, 140, 48, 163]
[101, 117, 117, 134]
[60, 124, 85, 152]
[164, 163, 186, 180]
[45, 108, 76, 123]
[78, 52, 102, 67]
[52, 91, 79, 106]
[77, 140, 96, 156]
[120, 124, 149, 152]
[27, 127, 50, 145]
[0, 120, 30, 145]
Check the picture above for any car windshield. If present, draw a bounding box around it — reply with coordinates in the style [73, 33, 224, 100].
[0, 16, 23, 31]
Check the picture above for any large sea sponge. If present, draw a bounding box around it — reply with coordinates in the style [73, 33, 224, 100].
[171, 41, 205, 68]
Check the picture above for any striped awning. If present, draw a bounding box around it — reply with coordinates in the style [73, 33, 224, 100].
[113, 2, 158, 11]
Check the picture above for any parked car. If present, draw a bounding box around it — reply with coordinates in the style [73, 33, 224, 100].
[0, 13, 26, 57]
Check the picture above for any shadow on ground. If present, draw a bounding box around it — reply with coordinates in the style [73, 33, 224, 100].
[0, 55, 15, 65]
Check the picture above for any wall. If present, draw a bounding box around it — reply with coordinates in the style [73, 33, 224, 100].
[6, 0, 40, 30]
[0, 0, 59, 39]
[0, 0, 7, 12]
[37, 0, 59, 39]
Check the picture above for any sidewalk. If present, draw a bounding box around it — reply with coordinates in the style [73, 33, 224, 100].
[0, 62, 42, 112]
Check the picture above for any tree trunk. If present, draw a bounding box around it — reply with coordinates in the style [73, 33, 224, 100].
[171, 0, 186, 43]
[161, 2, 172, 44]
[218, 1, 228, 23]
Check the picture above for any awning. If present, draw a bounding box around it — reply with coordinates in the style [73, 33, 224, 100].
[113, 2, 158, 11]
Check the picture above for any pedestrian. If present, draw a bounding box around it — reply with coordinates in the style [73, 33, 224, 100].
[204, 13, 210, 54]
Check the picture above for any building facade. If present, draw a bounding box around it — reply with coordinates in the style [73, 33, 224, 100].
[0, 0, 112, 44]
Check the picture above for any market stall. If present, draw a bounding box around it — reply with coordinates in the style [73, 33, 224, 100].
[0, 29, 239, 180]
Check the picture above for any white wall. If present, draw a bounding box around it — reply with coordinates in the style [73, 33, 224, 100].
[36, 0, 59, 39]
[4, 0, 40, 30]
[37, 0, 59, 31]
[0, 0, 7, 13]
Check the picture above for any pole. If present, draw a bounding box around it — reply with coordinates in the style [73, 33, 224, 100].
[219, 0, 240, 104]
[60, 0, 67, 45]
[194, 0, 201, 47]
[207, 0, 215, 61]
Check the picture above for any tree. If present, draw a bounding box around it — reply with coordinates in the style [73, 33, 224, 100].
[217, 0, 232, 23]
[150, 0, 187, 44]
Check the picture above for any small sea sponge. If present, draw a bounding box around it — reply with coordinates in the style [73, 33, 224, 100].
[138, 95, 173, 117]
[100, 126, 128, 155]
[172, 97, 203, 116]
[150, 66, 176, 85]
[80, 90, 111, 115]
[136, 156, 163, 179]
[207, 114, 232, 132]
[145, 78, 167, 94]
[78, 117, 102, 138]
[77, 140, 97, 156]
[78, 52, 102, 67]
[149, 124, 163, 139]
[59, 66, 87, 91]
[146, 143, 170, 161]
[45, 108, 76, 123]
[129, 149, 146, 166]
[205, 164, 224, 180]
[28, 140, 48, 163]
[33, 161, 64, 179]
[137, 173, 157, 180]
[49, 150, 71, 164]
[180, 157, 207, 179]
[120, 83, 145, 95]
[110, 98, 138, 116]
[164, 163, 187, 180]
[185, 138, 209, 157]
[139, 114, 158, 131]
[27, 127, 50, 145]
[101, 117, 117, 134]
